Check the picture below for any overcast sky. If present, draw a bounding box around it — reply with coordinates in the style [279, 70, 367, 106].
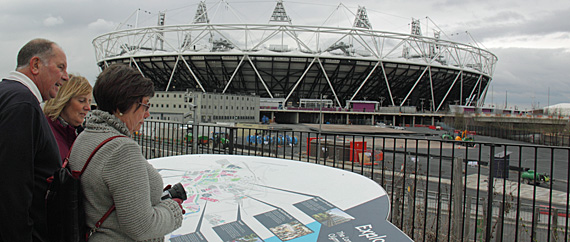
[1, 0, 569, 110]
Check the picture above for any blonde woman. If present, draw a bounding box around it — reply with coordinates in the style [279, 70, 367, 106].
[44, 74, 92, 160]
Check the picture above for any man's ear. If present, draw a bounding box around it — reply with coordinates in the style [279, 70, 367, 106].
[30, 57, 41, 75]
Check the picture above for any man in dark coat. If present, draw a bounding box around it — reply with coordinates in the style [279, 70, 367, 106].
[0, 38, 69, 242]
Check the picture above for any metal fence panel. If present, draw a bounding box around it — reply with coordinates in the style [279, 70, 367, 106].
[132, 121, 570, 242]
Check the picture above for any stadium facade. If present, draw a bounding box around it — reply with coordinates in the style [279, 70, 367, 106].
[92, 0, 497, 113]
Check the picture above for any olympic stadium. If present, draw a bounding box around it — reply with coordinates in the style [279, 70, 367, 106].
[92, 0, 497, 116]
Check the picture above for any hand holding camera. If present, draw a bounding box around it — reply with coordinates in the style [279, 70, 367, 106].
[162, 183, 187, 201]
[162, 183, 187, 214]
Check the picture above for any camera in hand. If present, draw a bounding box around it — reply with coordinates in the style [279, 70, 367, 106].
[161, 183, 187, 201]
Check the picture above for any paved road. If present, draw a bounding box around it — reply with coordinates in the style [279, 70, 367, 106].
[265, 123, 569, 203]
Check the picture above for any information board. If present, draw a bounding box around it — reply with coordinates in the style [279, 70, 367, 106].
[150, 154, 412, 242]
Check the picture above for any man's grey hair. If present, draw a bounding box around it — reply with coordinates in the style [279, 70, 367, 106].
[16, 38, 57, 70]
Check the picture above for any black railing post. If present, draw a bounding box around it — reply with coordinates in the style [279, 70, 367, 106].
[192, 123, 199, 154]
[486, 144, 497, 242]
[228, 127, 235, 155]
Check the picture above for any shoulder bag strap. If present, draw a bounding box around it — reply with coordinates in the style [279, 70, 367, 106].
[79, 135, 125, 175]
[80, 135, 126, 240]
[88, 204, 116, 239]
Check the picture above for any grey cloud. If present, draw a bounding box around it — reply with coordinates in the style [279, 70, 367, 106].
[88, 19, 116, 32]
[1, 0, 568, 110]
[449, 7, 570, 41]
[552, 33, 570, 41]
[488, 47, 570, 109]
[522, 8, 570, 35]
[482, 11, 526, 23]
[43, 15, 64, 27]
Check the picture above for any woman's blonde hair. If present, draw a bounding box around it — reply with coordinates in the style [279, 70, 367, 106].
[44, 74, 93, 121]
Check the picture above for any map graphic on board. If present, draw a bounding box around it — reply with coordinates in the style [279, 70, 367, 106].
[150, 154, 412, 242]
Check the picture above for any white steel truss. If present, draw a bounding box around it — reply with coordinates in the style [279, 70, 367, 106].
[93, 7, 497, 110]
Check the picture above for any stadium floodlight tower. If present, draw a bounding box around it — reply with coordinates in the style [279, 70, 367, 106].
[92, 0, 498, 112]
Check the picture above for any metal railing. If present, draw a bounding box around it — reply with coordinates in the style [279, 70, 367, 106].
[133, 120, 570, 242]
[471, 124, 570, 147]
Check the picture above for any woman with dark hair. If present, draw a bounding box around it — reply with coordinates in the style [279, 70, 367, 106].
[68, 64, 184, 241]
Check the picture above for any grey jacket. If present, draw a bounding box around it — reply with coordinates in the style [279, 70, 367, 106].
[68, 110, 182, 241]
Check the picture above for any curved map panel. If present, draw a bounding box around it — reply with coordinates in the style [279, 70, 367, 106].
[150, 154, 412, 242]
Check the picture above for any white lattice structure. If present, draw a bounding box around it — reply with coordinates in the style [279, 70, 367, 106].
[92, 1, 497, 112]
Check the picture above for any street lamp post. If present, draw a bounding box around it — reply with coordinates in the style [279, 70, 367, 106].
[187, 103, 199, 154]
[316, 94, 327, 163]
[317, 94, 323, 163]
[319, 94, 323, 136]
